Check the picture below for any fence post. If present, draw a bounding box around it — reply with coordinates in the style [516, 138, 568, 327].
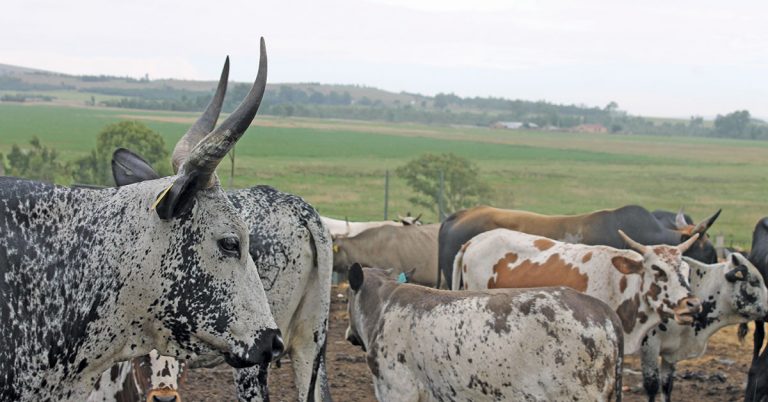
[438, 170, 445, 221]
[384, 170, 389, 220]
[715, 233, 725, 260]
[228, 146, 236, 189]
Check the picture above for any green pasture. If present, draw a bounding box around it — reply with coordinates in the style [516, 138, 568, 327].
[0, 102, 766, 247]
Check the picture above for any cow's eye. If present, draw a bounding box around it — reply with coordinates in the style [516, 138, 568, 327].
[218, 236, 241, 258]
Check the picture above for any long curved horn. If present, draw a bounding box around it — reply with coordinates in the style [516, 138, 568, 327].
[692, 209, 722, 235]
[675, 207, 688, 229]
[618, 230, 649, 254]
[678, 233, 700, 253]
[179, 37, 268, 187]
[171, 56, 230, 173]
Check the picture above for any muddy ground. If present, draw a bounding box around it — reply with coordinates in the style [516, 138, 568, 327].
[184, 286, 755, 401]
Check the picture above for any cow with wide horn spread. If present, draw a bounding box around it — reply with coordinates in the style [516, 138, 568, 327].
[0, 38, 282, 402]
[98, 43, 333, 402]
[439, 205, 721, 289]
[453, 228, 702, 354]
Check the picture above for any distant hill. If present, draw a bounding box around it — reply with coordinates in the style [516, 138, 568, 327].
[2, 62, 766, 140]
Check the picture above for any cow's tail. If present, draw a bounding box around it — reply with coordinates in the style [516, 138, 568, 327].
[451, 244, 465, 290]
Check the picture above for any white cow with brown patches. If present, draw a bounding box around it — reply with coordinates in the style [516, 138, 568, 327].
[346, 264, 625, 401]
[453, 228, 702, 354]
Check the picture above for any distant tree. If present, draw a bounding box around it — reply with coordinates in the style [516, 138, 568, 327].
[72, 121, 169, 185]
[604, 101, 619, 112]
[6, 137, 69, 183]
[396, 153, 492, 217]
[714, 110, 752, 138]
[0, 152, 5, 176]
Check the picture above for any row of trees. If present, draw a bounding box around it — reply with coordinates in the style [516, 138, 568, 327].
[1, 128, 490, 219]
[1, 121, 169, 186]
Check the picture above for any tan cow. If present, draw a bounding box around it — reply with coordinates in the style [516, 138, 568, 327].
[453, 228, 702, 354]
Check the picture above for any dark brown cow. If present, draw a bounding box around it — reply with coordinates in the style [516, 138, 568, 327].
[438, 205, 721, 289]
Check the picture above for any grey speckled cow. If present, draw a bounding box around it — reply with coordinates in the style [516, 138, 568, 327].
[345, 264, 624, 401]
[0, 38, 283, 402]
[93, 52, 333, 402]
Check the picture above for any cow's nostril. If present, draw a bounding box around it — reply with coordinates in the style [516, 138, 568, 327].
[272, 334, 285, 359]
[686, 298, 702, 312]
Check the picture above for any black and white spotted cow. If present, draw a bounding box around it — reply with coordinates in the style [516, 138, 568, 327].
[0, 39, 284, 401]
[97, 55, 333, 401]
[345, 264, 625, 401]
[640, 253, 768, 401]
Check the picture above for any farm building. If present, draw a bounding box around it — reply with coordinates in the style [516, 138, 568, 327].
[573, 123, 608, 133]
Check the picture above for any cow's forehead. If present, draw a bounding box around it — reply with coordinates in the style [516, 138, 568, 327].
[650, 246, 682, 267]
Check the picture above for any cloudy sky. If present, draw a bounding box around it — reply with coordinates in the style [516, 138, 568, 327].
[3, 0, 766, 118]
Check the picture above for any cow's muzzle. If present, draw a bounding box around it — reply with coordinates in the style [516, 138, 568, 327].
[147, 389, 181, 402]
[224, 329, 284, 369]
[673, 297, 702, 325]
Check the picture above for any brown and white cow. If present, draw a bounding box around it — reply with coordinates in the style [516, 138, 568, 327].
[438, 205, 721, 289]
[88, 351, 186, 402]
[452, 228, 702, 354]
[346, 264, 625, 401]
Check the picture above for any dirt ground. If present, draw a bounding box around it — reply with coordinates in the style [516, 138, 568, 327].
[183, 286, 755, 401]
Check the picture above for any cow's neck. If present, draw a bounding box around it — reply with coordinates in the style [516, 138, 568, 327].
[0, 178, 156, 400]
[615, 271, 669, 354]
[690, 263, 737, 337]
[356, 276, 397, 347]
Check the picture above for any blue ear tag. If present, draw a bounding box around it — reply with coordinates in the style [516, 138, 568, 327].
[397, 272, 407, 283]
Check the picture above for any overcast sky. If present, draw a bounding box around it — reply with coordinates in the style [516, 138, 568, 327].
[3, 0, 766, 118]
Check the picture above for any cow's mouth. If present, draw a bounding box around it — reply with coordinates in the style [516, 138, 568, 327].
[146, 389, 181, 402]
[673, 296, 702, 325]
[673, 311, 696, 325]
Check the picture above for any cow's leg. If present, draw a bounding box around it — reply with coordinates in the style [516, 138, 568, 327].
[287, 274, 332, 402]
[372, 368, 420, 402]
[641, 335, 661, 402]
[660, 358, 676, 402]
[234, 363, 270, 402]
[754, 320, 765, 361]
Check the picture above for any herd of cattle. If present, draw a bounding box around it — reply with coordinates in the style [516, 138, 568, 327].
[2, 39, 768, 402]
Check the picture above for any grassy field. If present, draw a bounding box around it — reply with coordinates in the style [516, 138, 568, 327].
[1, 102, 766, 247]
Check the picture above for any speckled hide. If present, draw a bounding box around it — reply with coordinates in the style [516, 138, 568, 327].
[453, 228, 702, 354]
[0, 176, 278, 401]
[346, 267, 624, 402]
[229, 186, 333, 402]
[91, 185, 333, 402]
[641, 253, 768, 401]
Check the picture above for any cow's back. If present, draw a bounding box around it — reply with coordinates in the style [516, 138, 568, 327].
[439, 205, 672, 289]
[377, 285, 623, 401]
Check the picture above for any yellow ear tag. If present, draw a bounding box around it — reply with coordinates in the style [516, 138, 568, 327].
[150, 182, 175, 211]
[735, 271, 745, 279]
[333, 244, 339, 253]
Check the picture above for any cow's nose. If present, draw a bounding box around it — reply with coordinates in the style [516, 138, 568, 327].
[152, 396, 178, 402]
[224, 328, 284, 369]
[686, 298, 702, 313]
[271, 334, 285, 360]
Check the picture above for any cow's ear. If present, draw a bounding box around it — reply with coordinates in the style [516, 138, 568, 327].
[112, 148, 160, 186]
[726, 265, 747, 282]
[349, 263, 364, 292]
[153, 173, 199, 220]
